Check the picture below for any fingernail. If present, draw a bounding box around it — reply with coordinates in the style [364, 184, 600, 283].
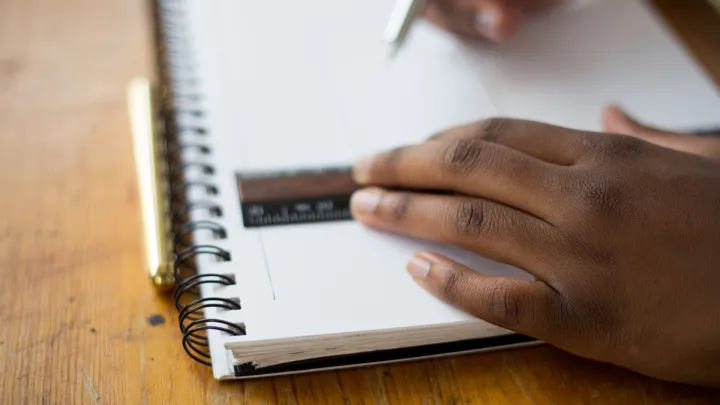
[407, 255, 432, 280]
[353, 155, 374, 184]
[475, 12, 499, 39]
[350, 189, 382, 215]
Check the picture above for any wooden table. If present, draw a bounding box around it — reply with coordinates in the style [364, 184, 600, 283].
[2, 0, 720, 403]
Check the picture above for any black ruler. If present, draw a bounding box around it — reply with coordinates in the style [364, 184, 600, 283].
[236, 166, 358, 228]
[241, 195, 352, 228]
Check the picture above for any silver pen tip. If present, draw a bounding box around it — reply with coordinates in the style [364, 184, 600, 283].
[387, 42, 401, 59]
[384, 0, 427, 60]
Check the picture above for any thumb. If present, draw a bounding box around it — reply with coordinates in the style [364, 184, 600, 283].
[602, 104, 669, 140]
[407, 252, 564, 342]
[602, 105, 720, 159]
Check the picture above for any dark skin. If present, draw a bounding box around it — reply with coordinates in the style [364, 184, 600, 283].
[349, 0, 720, 388]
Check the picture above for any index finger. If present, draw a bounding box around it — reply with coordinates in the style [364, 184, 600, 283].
[428, 117, 594, 165]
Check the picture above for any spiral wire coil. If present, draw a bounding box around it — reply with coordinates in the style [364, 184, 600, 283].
[154, 0, 244, 366]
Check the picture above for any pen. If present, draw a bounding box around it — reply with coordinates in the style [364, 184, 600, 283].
[128, 78, 176, 291]
[384, 0, 428, 56]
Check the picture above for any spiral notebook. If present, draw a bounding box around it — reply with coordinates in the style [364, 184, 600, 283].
[128, 0, 720, 379]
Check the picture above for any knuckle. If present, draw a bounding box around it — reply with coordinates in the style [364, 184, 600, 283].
[391, 192, 411, 222]
[441, 138, 493, 174]
[441, 267, 467, 305]
[451, 199, 494, 238]
[474, 117, 514, 143]
[382, 192, 412, 223]
[592, 135, 645, 161]
[490, 280, 521, 326]
[570, 174, 629, 222]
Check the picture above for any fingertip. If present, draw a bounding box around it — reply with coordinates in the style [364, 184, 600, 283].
[352, 154, 374, 184]
[407, 254, 432, 281]
[601, 105, 616, 132]
[350, 188, 382, 219]
[406, 251, 453, 294]
[602, 104, 637, 135]
[607, 104, 631, 121]
[474, 11, 499, 39]
[474, 5, 523, 42]
[409, 254, 564, 341]
[496, 8, 524, 41]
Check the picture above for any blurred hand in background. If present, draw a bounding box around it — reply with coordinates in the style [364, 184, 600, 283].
[425, 0, 559, 42]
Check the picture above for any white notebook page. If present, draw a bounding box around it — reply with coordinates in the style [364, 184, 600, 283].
[460, 0, 720, 131]
[206, 0, 517, 331]
[173, 0, 720, 377]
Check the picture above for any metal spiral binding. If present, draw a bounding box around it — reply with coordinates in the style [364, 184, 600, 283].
[154, 0, 244, 367]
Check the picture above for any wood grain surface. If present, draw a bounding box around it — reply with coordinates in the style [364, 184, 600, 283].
[1, 0, 720, 403]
